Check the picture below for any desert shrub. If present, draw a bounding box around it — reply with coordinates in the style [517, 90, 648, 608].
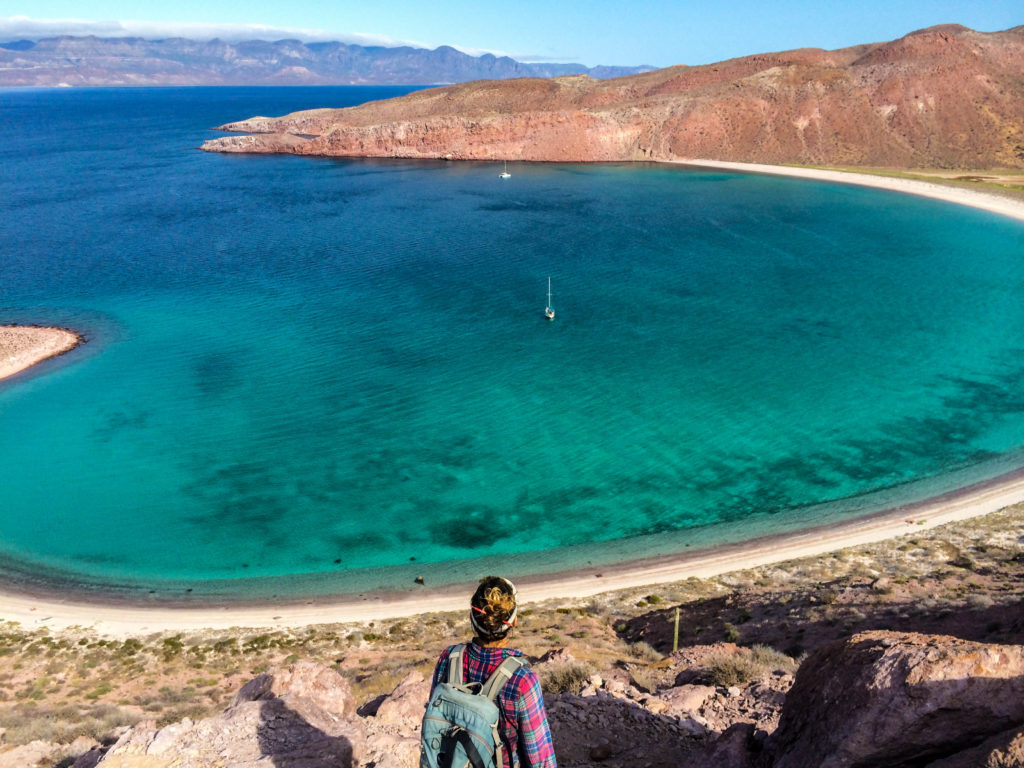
[541, 661, 593, 695]
[723, 622, 740, 642]
[213, 638, 238, 654]
[161, 636, 184, 661]
[966, 594, 995, 610]
[703, 645, 794, 688]
[85, 683, 113, 700]
[625, 641, 663, 663]
[2, 702, 133, 745]
[749, 644, 796, 670]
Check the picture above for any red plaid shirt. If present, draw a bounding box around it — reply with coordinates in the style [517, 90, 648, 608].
[431, 642, 558, 768]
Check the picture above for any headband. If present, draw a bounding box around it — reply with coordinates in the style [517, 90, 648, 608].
[469, 577, 518, 638]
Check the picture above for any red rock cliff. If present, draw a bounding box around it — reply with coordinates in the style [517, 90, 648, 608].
[202, 25, 1024, 169]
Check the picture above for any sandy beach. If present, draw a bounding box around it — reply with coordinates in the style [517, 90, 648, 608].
[3, 162, 1024, 637]
[0, 325, 83, 382]
[681, 160, 1024, 223]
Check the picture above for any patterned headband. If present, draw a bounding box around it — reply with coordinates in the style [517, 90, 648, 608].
[469, 577, 518, 637]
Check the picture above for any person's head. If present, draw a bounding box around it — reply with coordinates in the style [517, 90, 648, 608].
[470, 576, 518, 644]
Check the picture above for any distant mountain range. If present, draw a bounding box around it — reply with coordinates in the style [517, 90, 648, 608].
[202, 25, 1024, 170]
[0, 36, 654, 87]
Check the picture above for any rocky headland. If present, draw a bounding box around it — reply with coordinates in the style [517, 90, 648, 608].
[202, 24, 1024, 170]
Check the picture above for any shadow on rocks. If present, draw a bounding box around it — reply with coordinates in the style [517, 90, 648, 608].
[256, 696, 356, 767]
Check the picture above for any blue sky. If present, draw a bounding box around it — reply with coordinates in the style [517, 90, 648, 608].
[2, 1, 1020, 68]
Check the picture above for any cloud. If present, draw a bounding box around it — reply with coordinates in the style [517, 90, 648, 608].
[0, 15, 427, 48]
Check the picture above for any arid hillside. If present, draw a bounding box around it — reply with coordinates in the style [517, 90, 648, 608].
[202, 24, 1024, 169]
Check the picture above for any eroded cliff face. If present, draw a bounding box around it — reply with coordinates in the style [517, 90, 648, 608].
[202, 25, 1024, 169]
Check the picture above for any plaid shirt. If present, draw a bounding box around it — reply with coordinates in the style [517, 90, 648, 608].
[431, 642, 558, 768]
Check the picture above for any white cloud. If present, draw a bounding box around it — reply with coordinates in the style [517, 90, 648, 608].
[0, 15, 427, 48]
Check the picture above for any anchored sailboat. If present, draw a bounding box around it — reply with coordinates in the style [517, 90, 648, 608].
[499, 160, 511, 179]
[545, 277, 555, 320]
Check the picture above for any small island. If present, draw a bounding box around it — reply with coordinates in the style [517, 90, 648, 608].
[0, 325, 83, 382]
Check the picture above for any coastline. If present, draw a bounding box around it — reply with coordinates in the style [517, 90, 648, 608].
[4, 162, 1024, 636]
[3, 464, 1024, 638]
[0, 325, 83, 382]
[677, 159, 1024, 223]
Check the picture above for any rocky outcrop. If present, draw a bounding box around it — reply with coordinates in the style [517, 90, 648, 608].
[769, 631, 1024, 767]
[926, 726, 1024, 768]
[202, 25, 1024, 169]
[93, 660, 366, 767]
[60, 631, 1024, 768]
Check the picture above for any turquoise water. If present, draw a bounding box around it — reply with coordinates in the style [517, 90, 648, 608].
[2, 87, 1024, 599]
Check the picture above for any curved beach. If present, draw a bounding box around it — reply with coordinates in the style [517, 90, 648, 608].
[0, 326, 82, 382]
[3, 164, 1024, 636]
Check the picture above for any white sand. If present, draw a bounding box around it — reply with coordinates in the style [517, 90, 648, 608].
[680, 160, 1024, 223]
[3, 162, 1024, 637]
[0, 326, 81, 382]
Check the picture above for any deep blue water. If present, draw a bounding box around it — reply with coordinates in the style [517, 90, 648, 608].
[2, 86, 1024, 599]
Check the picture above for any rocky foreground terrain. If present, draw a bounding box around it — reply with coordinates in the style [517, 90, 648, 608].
[0, 506, 1021, 767]
[36, 632, 1024, 768]
[203, 24, 1024, 169]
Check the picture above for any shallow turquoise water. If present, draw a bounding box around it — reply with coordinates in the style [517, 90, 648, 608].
[2, 87, 1024, 598]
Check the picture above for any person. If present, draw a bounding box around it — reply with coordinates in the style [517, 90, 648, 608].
[427, 576, 557, 768]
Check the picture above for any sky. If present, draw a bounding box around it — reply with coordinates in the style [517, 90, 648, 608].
[1, 1, 1021, 68]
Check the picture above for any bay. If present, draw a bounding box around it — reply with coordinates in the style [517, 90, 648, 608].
[2, 86, 1024, 599]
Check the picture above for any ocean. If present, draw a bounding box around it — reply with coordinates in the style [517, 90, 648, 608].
[2, 86, 1024, 600]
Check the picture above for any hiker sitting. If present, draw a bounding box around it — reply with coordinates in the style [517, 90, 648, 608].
[421, 576, 557, 768]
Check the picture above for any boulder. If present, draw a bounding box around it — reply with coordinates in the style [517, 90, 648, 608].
[660, 684, 716, 715]
[924, 725, 1024, 768]
[375, 671, 431, 727]
[771, 631, 1024, 768]
[688, 723, 758, 768]
[235, 659, 357, 719]
[98, 663, 366, 767]
[0, 740, 62, 768]
[537, 647, 575, 664]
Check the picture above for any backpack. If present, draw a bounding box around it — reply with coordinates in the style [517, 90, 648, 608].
[420, 644, 527, 768]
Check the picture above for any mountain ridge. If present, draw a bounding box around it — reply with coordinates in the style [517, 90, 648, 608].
[0, 35, 654, 86]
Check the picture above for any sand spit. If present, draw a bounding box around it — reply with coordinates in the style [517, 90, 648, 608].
[0, 325, 83, 382]
[2, 166, 1024, 636]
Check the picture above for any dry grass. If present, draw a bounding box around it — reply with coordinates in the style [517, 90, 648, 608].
[702, 645, 796, 688]
[540, 661, 594, 695]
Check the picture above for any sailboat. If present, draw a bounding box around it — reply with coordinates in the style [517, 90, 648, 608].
[544, 277, 555, 320]
[498, 160, 511, 179]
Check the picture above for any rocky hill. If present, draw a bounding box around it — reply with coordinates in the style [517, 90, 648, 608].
[203, 24, 1024, 169]
[0, 36, 652, 87]
[23, 632, 1024, 767]
[1, 505, 1022, 767]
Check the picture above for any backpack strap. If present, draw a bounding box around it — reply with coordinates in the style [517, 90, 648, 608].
[446, 643, 468, 686]
[480, 655, 528, 702]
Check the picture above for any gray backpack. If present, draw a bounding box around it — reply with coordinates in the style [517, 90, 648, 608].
[420, 644, 527, 768]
